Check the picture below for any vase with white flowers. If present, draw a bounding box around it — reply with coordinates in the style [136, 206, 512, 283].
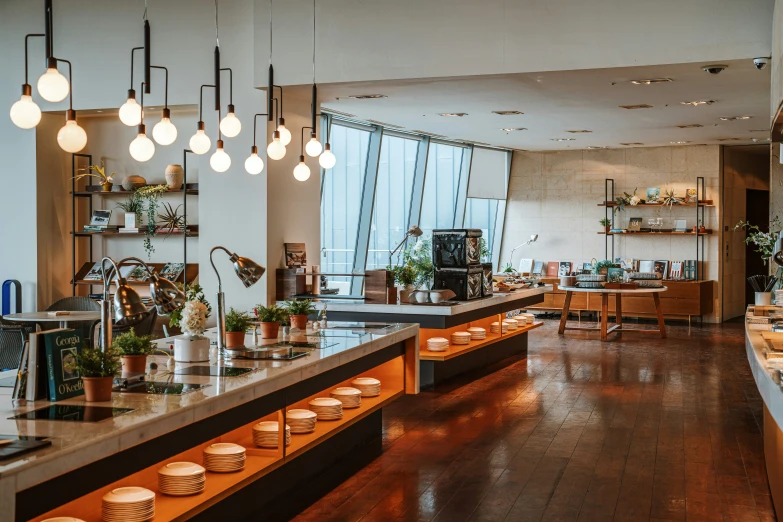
[173, 300, 210, 362]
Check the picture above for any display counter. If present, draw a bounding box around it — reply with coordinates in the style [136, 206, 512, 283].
[308, 287, 548, 386]
[0, 322, 419, 522]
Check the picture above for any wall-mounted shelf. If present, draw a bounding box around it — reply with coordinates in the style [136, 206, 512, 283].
[71, 183, 199, 197]
[72, 262, 199, 287]
[598, 200, 713, 208]
[73, 227, 199, 237]
[598, 230, 713, 236]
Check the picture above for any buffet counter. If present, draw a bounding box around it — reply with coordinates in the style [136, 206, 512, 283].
[0, 322, 419, 522]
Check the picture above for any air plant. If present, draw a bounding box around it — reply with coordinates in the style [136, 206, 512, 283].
[156, 203, 186, 239]
[73, 164, 115, 185]
[661, 186, 683, 208]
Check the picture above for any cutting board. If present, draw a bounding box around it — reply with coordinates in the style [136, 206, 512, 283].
[761, 331, 783, 353]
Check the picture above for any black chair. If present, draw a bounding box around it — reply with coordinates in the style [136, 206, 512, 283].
[0, 324, 27, 371]
[45, 296, 100, 346]
[92, 307, 159, 348]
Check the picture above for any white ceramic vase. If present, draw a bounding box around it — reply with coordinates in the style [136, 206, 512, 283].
[414, 290, 429, 303]
[165, 164, 184, 190]
[174, 335, 210, 362]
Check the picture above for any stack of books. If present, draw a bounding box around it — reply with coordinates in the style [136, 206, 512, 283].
[83, 224, 119, 233]
[118, 227, 140, 233]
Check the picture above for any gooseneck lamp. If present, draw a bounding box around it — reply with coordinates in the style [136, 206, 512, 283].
[506, 234, 539, 271]
[389, 225, 423, 267]
[10, 34, 45, 129]
[209, 246, 265, 354]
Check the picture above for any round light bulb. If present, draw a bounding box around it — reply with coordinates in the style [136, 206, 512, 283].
[10, 94, 41, 129]
[129, 130, 155, 162]
[37, 67, 69, 102]
[152, 117, 178, 145]
[305, 136, 323, 157]
[119, 97, 142, 126]
[245, 151, 264, 175]
[210, 142, 231, 172]
[267, 137, 286, 160]
[57, 117, 87, 153]
[219, 111, 242, 138]
[293, 156, 311, 181]
[277, 124, 292, 146]
[319, 146, 336, 169]
[189, 127, 211, 155]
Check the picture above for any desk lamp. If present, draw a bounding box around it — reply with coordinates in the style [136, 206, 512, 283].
[389, 225, 423, 267]
[506, 234, 539, 272]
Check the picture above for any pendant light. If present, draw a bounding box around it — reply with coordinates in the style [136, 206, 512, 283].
[53, 59, 87, 153]
[37, 57, 69, 103]
[319, 117, 336, 169]
[220, 105, 241, 137]
[129, 82, 155, 162]
[267, 130, 286, 160]
[119, 45, 143, 126]
[150, 66, 177, 145]
[10, 34, 44, 129]
[190, 121, 211, 155]
[215, 1, 242, 139]
[267, 1, 290, 151]
[293, 127, 311, 181]
[305, 0, 323, 158]
[211, 139, 231, 172]
[245, 112, 267, 175]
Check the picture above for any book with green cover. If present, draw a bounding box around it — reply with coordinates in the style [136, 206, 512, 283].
[43, 329, 85, 401]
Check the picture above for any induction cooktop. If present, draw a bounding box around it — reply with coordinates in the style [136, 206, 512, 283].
[115, 382, 209, 395]
[9, 405, 134, 422]
[173, 366, 253, 377]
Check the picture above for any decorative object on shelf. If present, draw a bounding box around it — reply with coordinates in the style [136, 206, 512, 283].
[284, 243, 307, 268]
[646, 187, 661, 203]
[613, 188, 640, 213]
[558, 261, 572, 276]
[73, 164, 115, 192]
[156, 203, 187, 238]
[388, 263, 416, 303]
[661, 186, 683, 208]
[113, 328, 155, 374]
[165, 164, 184, 189]
[71, 345, 121, 402]
[285, 298, 315, 330]
[116, 193, 143, 230]
[88, 209, 112, 227]
[599, 218, 611, 233]
[749, 275, 778, 305]
[734, 217, 782, 264]
[404, 238, 434, 290]
[413, 289, 429, 303]
[628, 217, 642, 232]
[673, 219, 687, 232]
[254, 304, 287, 339]
[122, 175, 147, 191]
[686, 188, 698, 203]
[159, 262, 186, 282]
[607, 267, 624, 283]
[699, 223, 706, 234]
[174, 300, 210, 362]
[157, 462, 206, 497]
[134, 184, 168, 258]
[592, 259, 615, 275]
[224, 307, 252, 349]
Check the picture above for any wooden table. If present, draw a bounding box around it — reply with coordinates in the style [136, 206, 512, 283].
[3, 311, 101, 329]
[557, 286, 667, 341]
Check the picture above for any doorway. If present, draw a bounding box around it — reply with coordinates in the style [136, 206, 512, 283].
[745, 189, 770, 306]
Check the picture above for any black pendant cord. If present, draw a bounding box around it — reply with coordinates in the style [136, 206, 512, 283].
[129, 47, 143, 90]
[54, 57, 73, 111]
[143, 19, 151, 93]
[44, 0, 53, 60]
[219, 67, 233, 106]
[273, 85, 284, 117]
[311, 0, 317, 133]
[217, 106, 222, 141]
[150, 65, 168, 108]
[139, 81, 146, 126]
[252, 113, 268, 147]
[22, 34, 45, 90]
[198, 84, 216, 124]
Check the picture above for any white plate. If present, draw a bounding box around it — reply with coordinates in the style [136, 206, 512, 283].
[102, 487, 155, 504]
[331, 387, 362, 396]
[352, 377, 380, 386]
[157, 462, 205, 477]
[203, 443, 245, 456]
[309, 397, 342, 408]
[42, 519, 87, 522]
[287, 408, 318, 419]
[253, 421, 290, 433]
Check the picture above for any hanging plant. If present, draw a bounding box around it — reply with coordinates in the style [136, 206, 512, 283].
[135, 184, 168, 259]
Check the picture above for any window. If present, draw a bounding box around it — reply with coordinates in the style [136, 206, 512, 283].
[464, 198, 500, 254]
[366, 135, 419, 270]
[320, 124, 371, 288]
[419, 143, 466, 237]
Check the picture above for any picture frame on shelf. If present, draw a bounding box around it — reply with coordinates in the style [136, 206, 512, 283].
[607, 267, 624, 283]
[546, 261, 559, 277]
[673, 219, 687, 232]
[517, 258, 534, 274]
[653, 260, 669, 278]
[670, 261, 683, 279]
[646, 188, 661, 203]
[685, 189, 697, 203]
[628, 217, 642, 232]
[639, 260, 655, 273]
[558, 261, 572, 276]
[532, 261, 545, 275]
[284, 243, 307, 268]
[89, 209, 112, 226]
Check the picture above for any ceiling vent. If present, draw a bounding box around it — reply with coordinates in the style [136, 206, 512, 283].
[677, 124, 703, 129]
[619, 104, 653, 109]
[492, 110, 524, 115]
[629, 78, 673, 85]
[347, 94, 387, 99]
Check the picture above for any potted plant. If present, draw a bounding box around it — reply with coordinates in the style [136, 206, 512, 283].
[285, 299, 316, 330]
[70, 345, 121, 402]
[174, 300, 210, 362]
[113, 328, 156, 374]
[403, 239, 434, 303]
[73, 164, 115, 192]
[116, 193, 143, 229]
[599, 218, 612, 233]
[255, 305, 287, 339]
[389, 263, 417, 303]
[593, 259, 615, 275]
[734, 217, 782, 264]
[224, 308, 252, 348]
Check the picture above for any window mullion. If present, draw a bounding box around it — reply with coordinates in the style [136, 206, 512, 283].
[454, 145, 473, 227]
[350, 126, 383, 294]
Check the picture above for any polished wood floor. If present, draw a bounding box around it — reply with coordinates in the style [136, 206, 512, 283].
[295, 320, 774, 521]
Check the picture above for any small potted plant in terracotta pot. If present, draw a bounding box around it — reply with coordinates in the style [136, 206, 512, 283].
[255, 305, 287, 339]
[114, 328, 156, 374]
[599, 218, 611, 234]
[73, 164, 115, 192]
[284, 299, 316, 330]
[224, 307, 252, 348]
[71, 345, 121, 402]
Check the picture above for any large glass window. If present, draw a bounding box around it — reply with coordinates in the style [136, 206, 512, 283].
[320, 124, 371, 288]
[419, 143, 466, 237]
[464, 198, 500, 254]
[366, 135, 419, 270]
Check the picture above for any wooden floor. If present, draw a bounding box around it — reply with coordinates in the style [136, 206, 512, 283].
[293, 320, 774, 522]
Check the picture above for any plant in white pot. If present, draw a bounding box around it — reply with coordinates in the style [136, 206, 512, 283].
[174, 300, 210, 362]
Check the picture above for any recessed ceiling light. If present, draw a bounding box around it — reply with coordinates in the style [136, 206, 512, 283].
[566, 130, 592, 133]
[619, 104, 653, 109]
[347, 94, 387, 99]
[96, 110, 103, 113]
[438, 113, 467, 117]
[629, 78, 673, 85]
[670, 141, 691, 144]
[720, 116, 753, 121]
[717, 138, 742, 141]
[551, 138, 576, 142]
[492, 110, 524, 115]
[677, 124, 703, 128]
[366, 119, 403, 129]
[620, 142, 644, 146]
[587, 146, 610, 149]
[681, 100, 715, 106]
[500, 127, 527, 132]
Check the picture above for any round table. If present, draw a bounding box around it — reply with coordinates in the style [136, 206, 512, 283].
[4, 311, 101, 330]
[557, 286, 668, 341]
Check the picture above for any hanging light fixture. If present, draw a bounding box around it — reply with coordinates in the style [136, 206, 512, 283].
[190, 121, 211, 155]
[215, 2, 241, 139]
[129, 82, 155, 162]
[37, 57, 69, 103]
[267, 0, 291, 151]
[245, 110, 268, 175]
[150, 66, 177, 145]
[119, 45, 143, 126]
[267, 130, 286, 160]
[293, 127, 311, 181]
[10, 34, 45, 129]
[53, 59, 87, 153]
[211, 139, 231, 172]
[305, 0, 323, 158]
[319, 117, 336, 169]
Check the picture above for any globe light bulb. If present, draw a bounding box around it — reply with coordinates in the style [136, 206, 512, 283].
[293, 156, 311, 181]
[210, 140, 231, 172]
[152, 109, 177, 145]
[267, 131, 286, 160]
[119, 90, 142, 126]
[305, 135, 323, 157]
[319, 143, 336, 169]
[9, 87, 41, 129]
[219, 104, 241, 138]
[129, 125, 155, 162]
[245, 146, 264, 175]
[37, 64, 69, 103]
[277, 118, 292, 146]
[57, 111, 87, 153]
[189, 122, 211, 155]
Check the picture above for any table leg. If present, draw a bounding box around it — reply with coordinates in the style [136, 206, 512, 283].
[600, 294, 609, 341]
[558, 291, 573, 335]
[653, 293, 666, 338]
[59, 320, 67, 329]
[615, 293, 623, 339]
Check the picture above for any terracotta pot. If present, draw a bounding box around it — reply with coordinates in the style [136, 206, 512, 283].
[387, 286, 398, 305]
[692, 226, 698, 233]
[290, 314, 308, 330]
[122, 175, 147, 191]
[699, 225, 706, 233]
[101, 182, 113, 192]
[225, 331, 246, 349]
[165, 164, 184, 189]
[259, 321, 280, 339]
[82, 376, 114, 402]
[121, 355, 148, 374]
[604, 226, 611, 233]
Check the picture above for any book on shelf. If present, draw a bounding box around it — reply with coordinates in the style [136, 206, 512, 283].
[12, 341, 30, 401]
[653, 260, 669, 278]
[609, 228, 626, 233]
[638, 260, 655, 273]
[532, 260, 545, 275]
[285, 243, 307, 268]
[83, 225, 119, 233]
[683, 260, 698, 280]
[545, 261, 559, 277]
[82, 261, 104, 281]
[558, 261, 572, 276]
[670, 261, 683, 279]
[43, 329, 84, 402]
[126, 265, 152, 282]
[118, 227, 140, 233]
[517, 258, 534, 274]
[26, 330, 66, 401]
[160, 262, 185, 282]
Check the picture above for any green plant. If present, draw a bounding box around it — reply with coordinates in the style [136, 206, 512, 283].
[403, 238, 434, 289]
[73, 164, 115, 185]
[169, 284, 211, 328]
[135, 184, 169, 259]
[599, 218, 612, 227]
[157, 202, 186, 239]
[224, 307, 252, 333]
[255, 305, 287, 323]
[661, 186, 683, 208]
[116, 193, 144, 226]
[503, 262, 515, 273]
[734, 217, 782, 264]
[71, 345, 122, 378]
[592, 259, 615, 274]
[614, 188, 640, 214]
[284, 299, 316, 316]
[112, 328, 156, 356]
[479, 237, 491, 262]
[387, 263, 416, 287]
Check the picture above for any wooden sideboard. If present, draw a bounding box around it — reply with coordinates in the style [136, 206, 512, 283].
[526, 280, 713, 323]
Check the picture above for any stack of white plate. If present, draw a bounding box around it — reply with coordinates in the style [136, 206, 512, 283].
[490, 322, 508, 334]
[309, 397, 343, 420]
[101, 487, 155, 521]
[202, 443, 246, 473]
[503, 319, 519, 331]
[42, 518, 86, 521]
[519, 313, 535, 324]
[157, 462, 206, 496]
[252, 421, 291, 448]
[330, 387, 362, 408]
[467, 327, 486, 340]
[450, 331, 471, 345]
[287, 409, 318, 433]
[351, 377, 381, 397]
[426, 337, 449, 352]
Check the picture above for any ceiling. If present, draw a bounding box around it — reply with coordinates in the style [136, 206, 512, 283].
[295, 59, 771, 151]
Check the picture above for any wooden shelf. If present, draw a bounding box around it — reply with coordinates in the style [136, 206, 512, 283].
[74, 228, 199, 237]
[73, 262, 199, 286]
[598, 230, 713, 236]
[420, 321, 543, 362]
[71, 184, 199, 197]
[598, 200, 713, 207]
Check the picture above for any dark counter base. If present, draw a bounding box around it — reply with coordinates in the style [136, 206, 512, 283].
[420, 332, 528, 388]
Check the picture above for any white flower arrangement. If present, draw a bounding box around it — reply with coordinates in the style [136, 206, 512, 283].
[180, 300, 208, 338]
[629, 195, 641, 206]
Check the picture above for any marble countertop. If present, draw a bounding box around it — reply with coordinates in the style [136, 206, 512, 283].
[303, 286, 550, 316]
[745, 321, 783, 430]
[0, 322, 418, 493]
